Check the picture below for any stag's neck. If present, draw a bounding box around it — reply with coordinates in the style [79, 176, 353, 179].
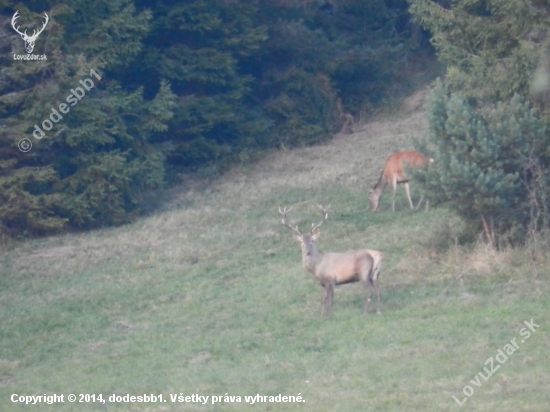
[302, 244, 323, 274]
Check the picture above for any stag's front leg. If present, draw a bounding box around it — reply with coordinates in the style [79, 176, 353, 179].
[320, 283, 334, 316]
[326, 283, 334, 315]
[320, 286, 328, 316]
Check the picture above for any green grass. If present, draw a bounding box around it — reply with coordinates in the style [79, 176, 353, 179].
[1, 110, 549, 411]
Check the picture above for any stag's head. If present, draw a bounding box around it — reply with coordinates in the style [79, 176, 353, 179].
[279, 204, 329, 255]
[12, 11, 49, 54]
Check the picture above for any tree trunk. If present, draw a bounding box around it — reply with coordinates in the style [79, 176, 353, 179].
[481, 213, 496, 250]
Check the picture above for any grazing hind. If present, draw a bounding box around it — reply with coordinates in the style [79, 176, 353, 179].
[369, 150, 431, 212]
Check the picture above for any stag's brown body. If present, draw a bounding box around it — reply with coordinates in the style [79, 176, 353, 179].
[302, 245, 382, 285]
[280, 206, 383, 316]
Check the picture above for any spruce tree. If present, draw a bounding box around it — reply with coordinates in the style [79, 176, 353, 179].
[409, 0, 550, 104]
[132, 0, 269, 171]
[415, 80, 550, 247]
[0, 0, 175, 235]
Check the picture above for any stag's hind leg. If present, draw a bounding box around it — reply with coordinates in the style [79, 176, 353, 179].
[371, 267, 382, 315]
[362, 279, 374, 315]
[360, 256, 376, 315]
[374, 279, 381, 315]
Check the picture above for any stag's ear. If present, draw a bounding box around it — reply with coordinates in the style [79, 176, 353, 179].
[294, 234, 302, 242]
[311, 231, 320, 240]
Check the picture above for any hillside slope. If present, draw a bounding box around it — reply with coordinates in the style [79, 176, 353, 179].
[1, 99, 549, 411]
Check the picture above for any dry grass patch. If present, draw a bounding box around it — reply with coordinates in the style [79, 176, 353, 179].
[217, 111, 428, 196]
[1, 109, 428, 280]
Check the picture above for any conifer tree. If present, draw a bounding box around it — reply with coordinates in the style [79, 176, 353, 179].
[415, 80, 550, 247]
[409, 0, 550, 104]
[0, 0, 175, 234]
[132, 0, 269, 170]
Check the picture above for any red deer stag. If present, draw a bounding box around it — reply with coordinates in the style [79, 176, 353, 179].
[279, 205, 384, 316]
[369, 150, 431, 212]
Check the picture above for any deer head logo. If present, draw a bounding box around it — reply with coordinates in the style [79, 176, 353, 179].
[11, 11, 49, 54]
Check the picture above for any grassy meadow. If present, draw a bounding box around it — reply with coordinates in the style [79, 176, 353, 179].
[1, 104, 549, 411]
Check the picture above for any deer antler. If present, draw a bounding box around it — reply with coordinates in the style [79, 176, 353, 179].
[310, 204, 329, 234]
[12, 11, 49, 40]
[11, 11, 26, 37]
[279, 206, 302, 236]
[30, 12, 49, 40]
